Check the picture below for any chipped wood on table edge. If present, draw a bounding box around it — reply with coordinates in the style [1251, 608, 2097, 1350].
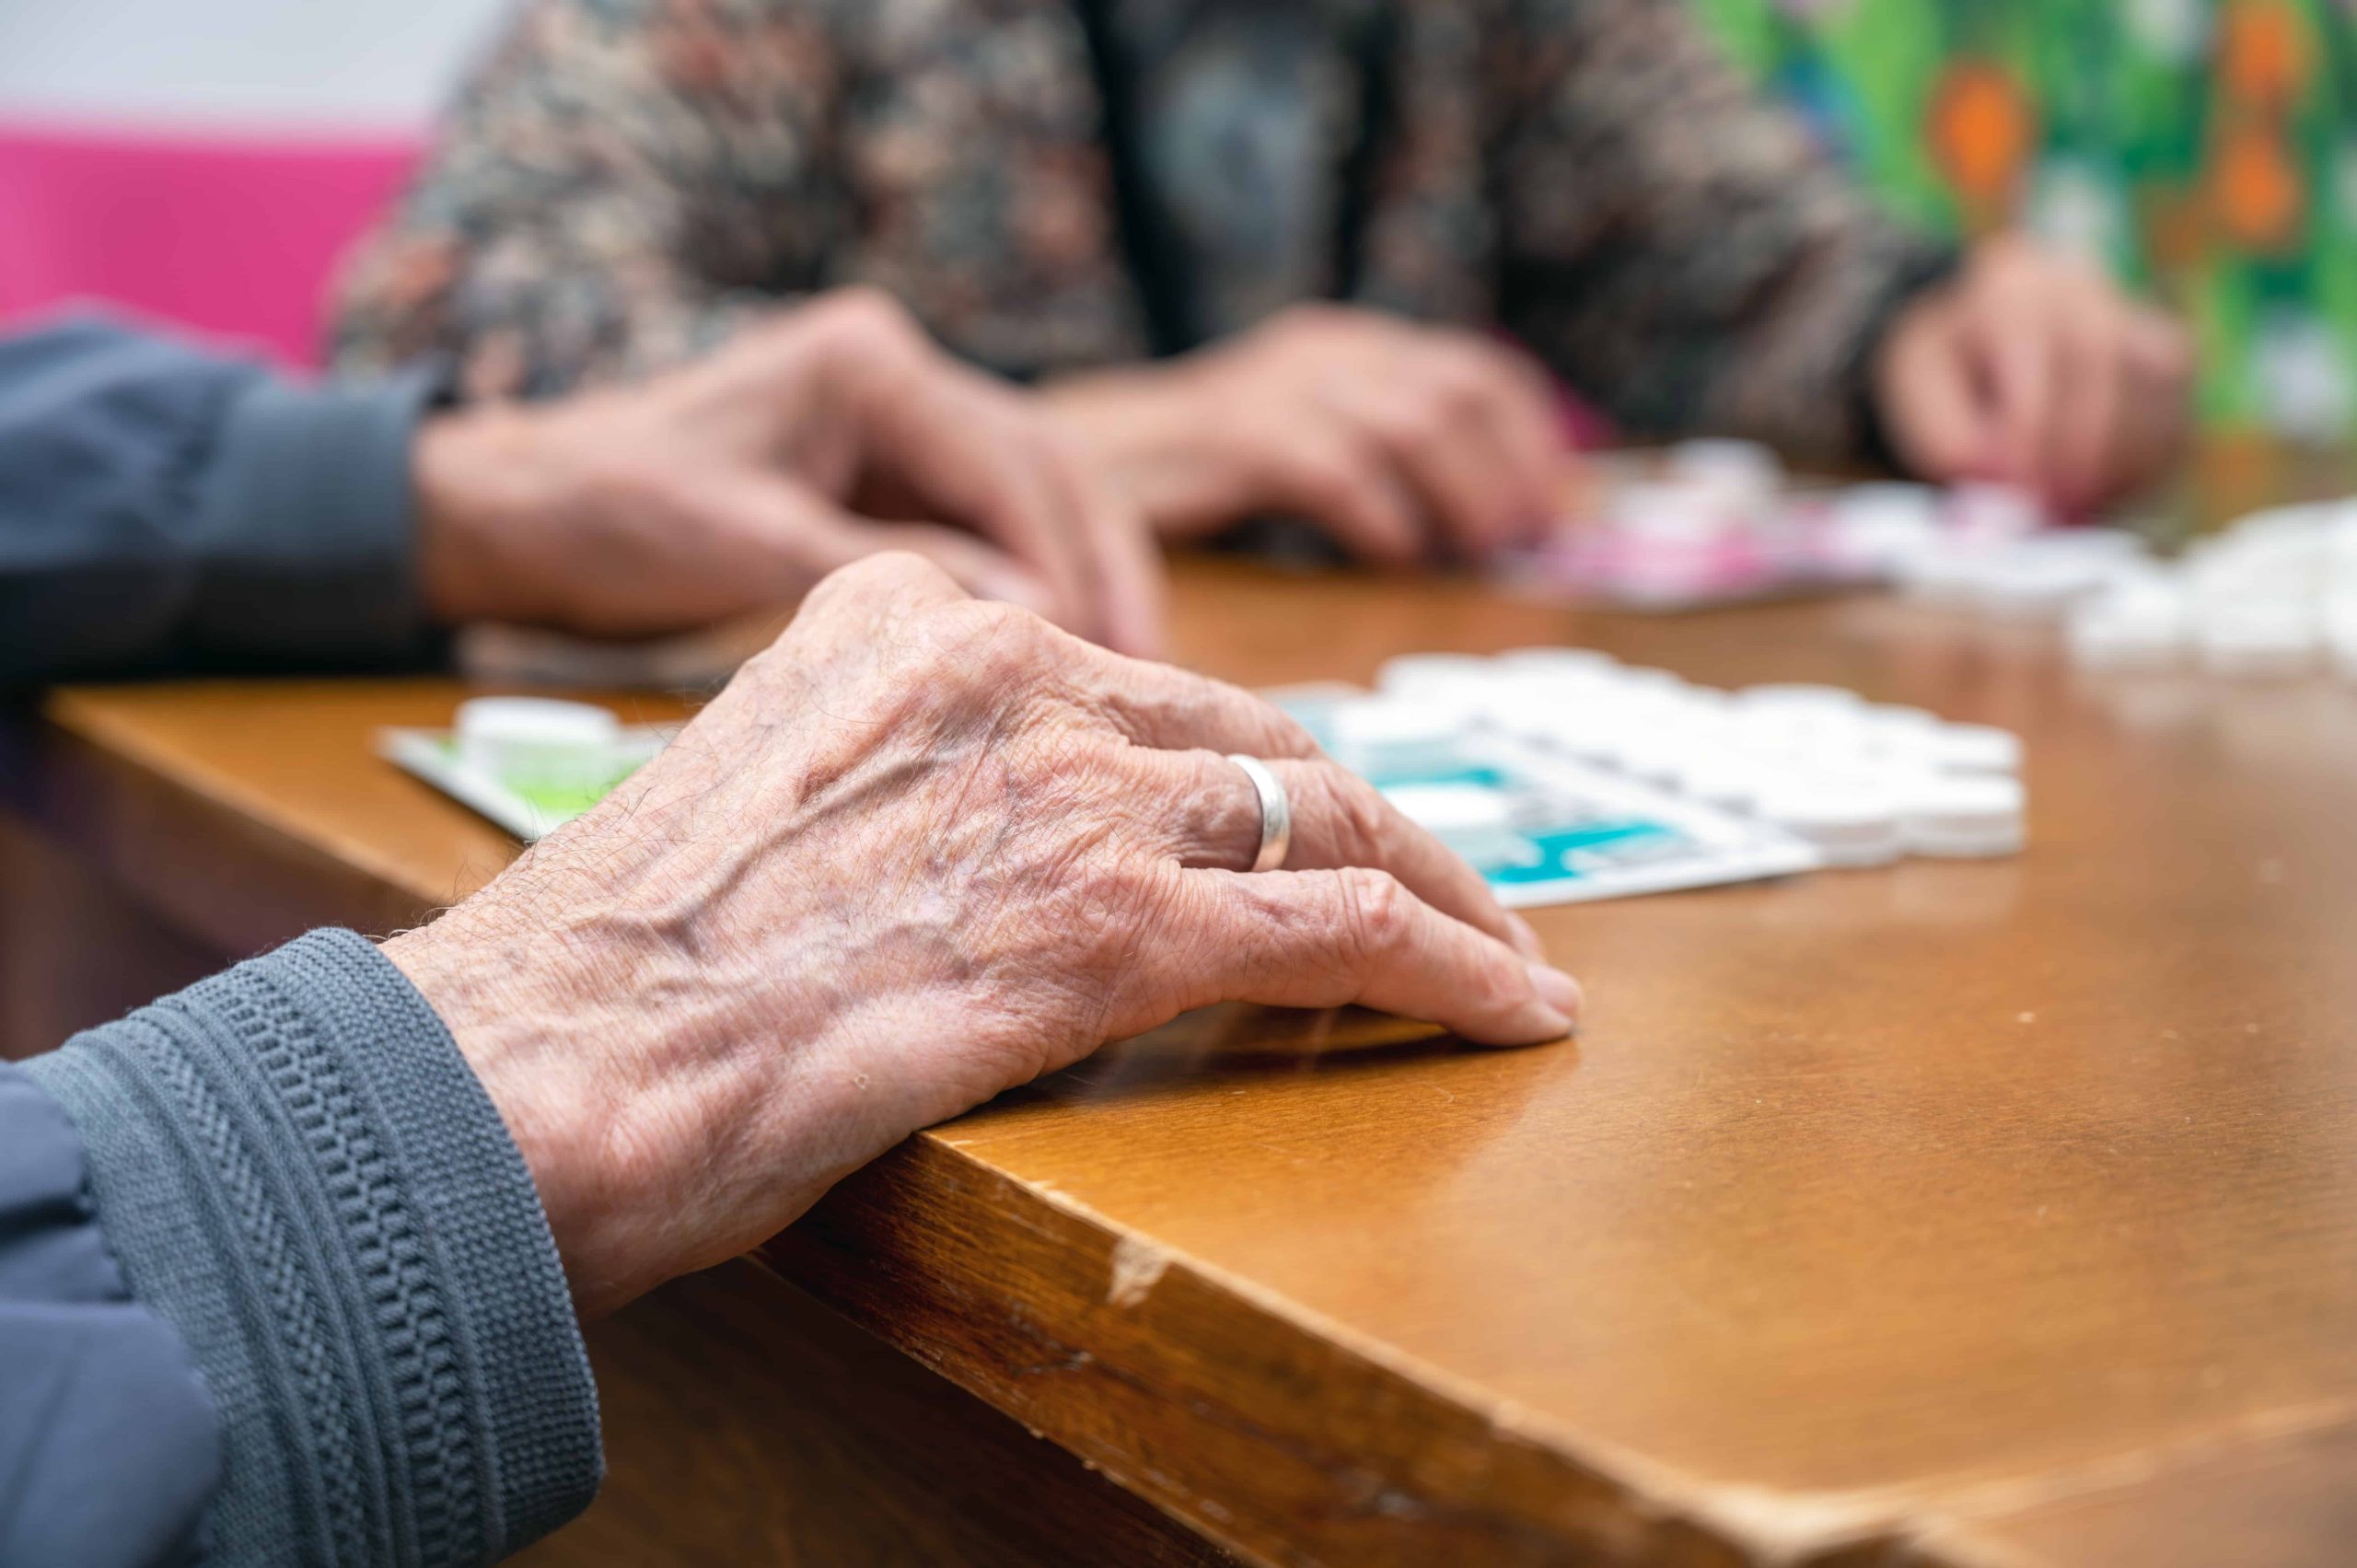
[766, 1132, 1889, 1568]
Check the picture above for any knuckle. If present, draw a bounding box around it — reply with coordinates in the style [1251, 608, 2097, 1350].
[1472, 951, 1528, 1017]
[813, 284, 920, 341]
[932, 594, 1068, 679]
[1281, 442, 1366, 506]
[832, 548, 952, 598]
[935, 594, 1030, 648]
[1422, 356, 1493, 417]
[1174, 748, 1241, 837]
[1335, 866, 1411, 958]
[797, 551, 962, 634]
[807, 290, 933, 389]
[1365, 395, 1438, 447]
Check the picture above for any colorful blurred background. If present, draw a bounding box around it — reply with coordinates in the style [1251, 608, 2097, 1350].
[5, 0, 2357, 443]
[1694, 0, 2357, 443]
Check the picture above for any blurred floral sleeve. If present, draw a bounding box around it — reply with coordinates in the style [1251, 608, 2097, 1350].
[328, 0, 841, 398]
[1492, 0, 1956, 463]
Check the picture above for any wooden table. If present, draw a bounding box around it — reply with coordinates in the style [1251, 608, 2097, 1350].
[10, 472, 2357, 1565]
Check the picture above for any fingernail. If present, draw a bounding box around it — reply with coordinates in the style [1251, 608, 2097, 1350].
[1527, 961, 1584, 1019]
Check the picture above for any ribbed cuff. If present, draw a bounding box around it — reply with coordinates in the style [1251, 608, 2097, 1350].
[25, 930, 600, 1567]
[188, 367, 444, 667]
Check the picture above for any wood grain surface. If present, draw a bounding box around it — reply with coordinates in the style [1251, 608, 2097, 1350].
[19, 455, 2357, 1565]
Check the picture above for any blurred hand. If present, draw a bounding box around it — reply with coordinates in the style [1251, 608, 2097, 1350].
[384, 553, 1576, 1316]
[1874, 237, 2193, 514]
[412, 287, 1164, 655]
[1046, 304, 1565, 564]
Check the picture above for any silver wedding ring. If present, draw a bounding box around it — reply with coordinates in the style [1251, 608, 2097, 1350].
[1226, 754, 1293, 874]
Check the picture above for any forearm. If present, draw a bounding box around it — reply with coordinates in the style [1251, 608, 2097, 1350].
[21, 931, 600, 1566]
[1492, 0, 1956, 461]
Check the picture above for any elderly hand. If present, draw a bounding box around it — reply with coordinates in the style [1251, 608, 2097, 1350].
[411, 288, 1164, 655]
[382, 553, 1577, 1315]
[1873, 237, 2193, 514]
[1046, 304, 1566, 565]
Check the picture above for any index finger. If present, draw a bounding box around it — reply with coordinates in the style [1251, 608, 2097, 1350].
[1050, 427, 1169, 657]
[1469, 341, 1570, 545]
[876, 364, 1098, 633]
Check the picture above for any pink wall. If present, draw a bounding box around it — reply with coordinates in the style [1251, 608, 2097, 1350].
[0, 122, 418, 369]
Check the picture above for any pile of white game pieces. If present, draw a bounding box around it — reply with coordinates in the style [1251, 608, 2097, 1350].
[1558, 444, 2357, 684]
[1352, 651, 2029, 872]
[1857, 480, 2357, 680]
[1516, 439, 2072, 610]
[2063, 500, 2357, 679]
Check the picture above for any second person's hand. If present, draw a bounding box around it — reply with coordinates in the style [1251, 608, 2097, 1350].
[1046, 304, 1567, 565]
[1873, 237, 2193, 515]
[412, 288, 1166, 655]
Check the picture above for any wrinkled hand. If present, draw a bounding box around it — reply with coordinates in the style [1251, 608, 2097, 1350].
[412, 287, 1164, 654]
[1874, 237, 2193, 514]
[383, 554, 1578, 1316]
[1047, 304, 1566, 564]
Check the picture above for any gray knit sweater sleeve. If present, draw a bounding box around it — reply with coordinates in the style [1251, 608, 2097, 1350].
[22, 929, 601, 1565]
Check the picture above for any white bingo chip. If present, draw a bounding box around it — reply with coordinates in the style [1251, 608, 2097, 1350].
[1377, 783, 1531, 873]
[2330, 602, 2357, 681]
[2069, 581, 2189, 673]
[1263, 647, 2035, 906]
[1496, 646, 1621, 682]
[1864, 703, 1945, 752]
[1903, 775, 2028, 859]
[1332, 698, 1469, 778]
[1755, 781, 1906, 867]
[1377, 653, 1494, 702]
[1736, 682, 1868, 718]
[2195, 605, 2321, 679]
[455, 697, 622, 792]
[1911, 723, 2024, 776]
[1666, 438, 1782, 504]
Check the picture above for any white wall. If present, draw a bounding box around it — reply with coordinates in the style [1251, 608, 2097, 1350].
[0, 0, 512, 130]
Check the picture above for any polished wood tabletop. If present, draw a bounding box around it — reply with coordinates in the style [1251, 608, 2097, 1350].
[19, 454, 2357, 1565]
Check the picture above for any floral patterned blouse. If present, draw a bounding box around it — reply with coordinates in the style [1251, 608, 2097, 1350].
[331, 0, 1955, 462]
